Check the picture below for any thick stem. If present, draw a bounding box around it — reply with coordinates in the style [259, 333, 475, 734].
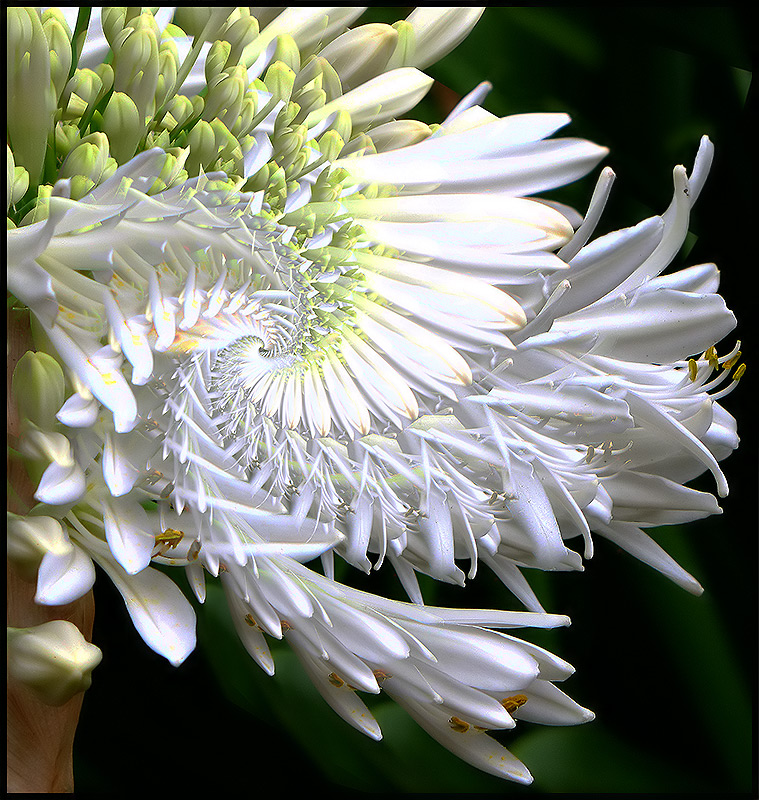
[6, 306, 96, 794]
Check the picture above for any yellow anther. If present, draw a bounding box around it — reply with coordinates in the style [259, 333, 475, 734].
[723, 351, 742, 370]
[372, 669, 391, 681]
[244, 614, 258, 628]
[155, 528, 183, 548]
[704, 346, 719, 370]
[733, 363, 746, 381]
[448, 716, 470, 733]
[585, 445, 595, 464]
[328, 672, 345, 688]
[688, 358, 698, 381]
[501, 694, 528, 714]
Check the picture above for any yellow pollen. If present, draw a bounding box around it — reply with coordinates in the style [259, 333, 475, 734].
[733, 363, 746, 381]
[328, 672, 345, 688]
[688, 358, 698, 381]
[501, 694, 528, 714]
[449, 716, 470, 733]
[704, 346, 719, 370]
[723, 351, 742, 370]
[155, 528, 184, 548]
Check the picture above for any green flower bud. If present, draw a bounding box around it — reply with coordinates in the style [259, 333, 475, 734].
[272, 33, 301, 73]
[264, 61, 296, 104]
[58, 132, 111, 183]
[7, 621, 102, 706]
[209, 117, 242, 164]
[203, 67, 247, 128]
[222, 14, 260, 68]
[41, 10, 72, 100]
[101, 7, 140, 47]
[11, 351, 65, 431]
[6, 512, 72, 583]
[113, 20, 159, 123]
[230, 95, 257, 138]
[185, 120, 219, 175]
[20, 184, 54, 226]
[62, 68, 103, 118]
[173, 8, 213, 39]
[318, 129, 346, 162]
[205, 39, 232, 84]
[100, 91, 143, 164]
[54, 123, 81, 159]
[154, 47, 179, 110]
[164, 94, 195, 132]
[6, 7, 57, 184]
[6, 148, 29, 210]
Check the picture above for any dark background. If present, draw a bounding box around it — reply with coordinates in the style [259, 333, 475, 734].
[73, 7, 755, 794]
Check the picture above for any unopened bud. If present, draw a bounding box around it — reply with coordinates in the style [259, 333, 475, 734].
[113, 21, 159, 122]
[223, 14, 260, 67]
[205, 39, 232, 84]
[41, 10, 72, 99]
[58, 132, 114, 196]
[272, 33, 301, 73]
[101, 91, 143, 164]
[7, 513, 72, 582]
[317, 130, 346, 162]
[7, 621, 102, 706]
[264, 61, 296, 104]
[203, 67, 246, 126]
[154, 45, 179, 109]
[185, 120, 219, 174]
[6, 7, 56, 183]
[11, 351, 65, 431]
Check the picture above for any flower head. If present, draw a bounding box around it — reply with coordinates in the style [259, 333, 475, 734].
[6, 6, 741, 787]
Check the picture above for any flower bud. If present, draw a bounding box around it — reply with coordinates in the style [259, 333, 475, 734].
[317, 129, 346, 162]
[41, 10, 72, 100]
[101, 7, 139, 47]
[61, 68, 103, 120]
[101, 91, 143, 164]
[6, 7, 56, 183]
[166, 94, 195, 130]
[113, 19, 159, 123]
[185, 120, 219, 175]
[7, 620, 102, 706]
[173, 8, 213, 39]
[264, 60, 296, 104]
[205, 39, 232, 84]
[7, 513, 73, 583]
[58, 132, 113, 189]
[6, 146, 30, 211]
[11, 351, 66, 431]
[272, 33, 301, 73]
[203, 66, 247, 128]
[154, 44, 179, 109]
[223, 14, 260, 67]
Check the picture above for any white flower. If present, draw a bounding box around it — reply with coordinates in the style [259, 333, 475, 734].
[6, 6, 740, 786]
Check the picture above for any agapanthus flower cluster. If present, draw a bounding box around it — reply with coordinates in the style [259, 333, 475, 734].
[6, 7, 741, 785]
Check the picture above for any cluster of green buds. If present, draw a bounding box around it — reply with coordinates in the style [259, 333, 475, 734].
[6, 7, 445, 238]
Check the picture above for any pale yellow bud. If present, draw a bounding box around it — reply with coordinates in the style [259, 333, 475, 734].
[7, 621, 102, 706]
[264, 60, 296, 104]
